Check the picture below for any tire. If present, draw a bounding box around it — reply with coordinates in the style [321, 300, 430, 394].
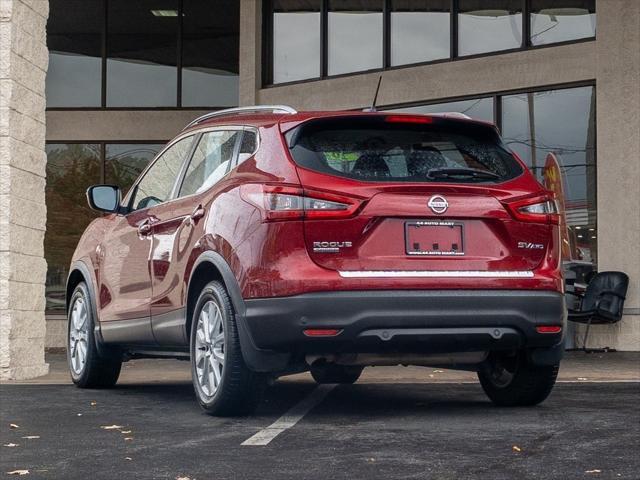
[310, 363, 363, 384]
[477, 350, 559, 406]
[190, 281, 265, 416]
[67, 282, 121, 388]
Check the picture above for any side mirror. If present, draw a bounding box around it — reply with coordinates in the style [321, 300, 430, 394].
[87, 185, 121, 213]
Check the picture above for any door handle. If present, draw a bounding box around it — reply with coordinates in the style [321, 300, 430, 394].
[138, 220, 152, 235]
[190, 205, 205, 222]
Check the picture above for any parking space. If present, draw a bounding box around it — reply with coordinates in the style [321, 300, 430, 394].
[2, 354, 639, 479]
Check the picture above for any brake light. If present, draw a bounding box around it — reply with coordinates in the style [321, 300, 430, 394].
[505, 195, 560, 225]
[240, 184, 362, 221]
[385, 115, 433, 124]
[536, 325, 562, 334]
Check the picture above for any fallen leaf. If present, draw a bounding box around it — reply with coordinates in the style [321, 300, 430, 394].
[176, 476, 191, 480]
[100, 425, 124, 430]
[512, 445, 522, 452]
[120, 430, 132, 434]
[3, 443, 19, 448]
[124, 457, 132, 461]
[9, 424, 19, 429]
[7, 470, 29, 476]
[77, 414, 83, 417]
[90, 401, 97, 406]
[124, 437, 133, 441]
[578, 377, 588, 381]
[585, 470, 601, 474]
[21, 436, 40, 440]
[428, 374, 434, 378]
[366, 458, 376, 463]
[433, 370, 444, 373]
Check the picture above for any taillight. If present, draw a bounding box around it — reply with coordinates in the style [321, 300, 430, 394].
[536, 325, 562, 334]
[240, 184, 362, 221]
[505, 195, 560, 225]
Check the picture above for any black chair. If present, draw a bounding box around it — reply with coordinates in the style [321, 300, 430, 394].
[567, 271, 629, 351]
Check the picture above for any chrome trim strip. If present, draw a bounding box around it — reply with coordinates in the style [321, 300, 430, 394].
[338, 270, 535, 278]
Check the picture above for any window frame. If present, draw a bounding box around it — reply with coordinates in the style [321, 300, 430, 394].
[262, 0, 596, 87]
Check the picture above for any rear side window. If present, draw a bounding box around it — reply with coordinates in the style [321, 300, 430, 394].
[287, 116, 522, 183]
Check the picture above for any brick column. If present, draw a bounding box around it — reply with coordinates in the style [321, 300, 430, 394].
[0, 0, 49, 379]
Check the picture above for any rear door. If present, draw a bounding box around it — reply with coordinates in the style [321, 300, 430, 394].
[285, 115, 555, 275]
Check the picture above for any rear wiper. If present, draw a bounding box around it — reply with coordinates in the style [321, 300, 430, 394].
[427, 168, 500, 180]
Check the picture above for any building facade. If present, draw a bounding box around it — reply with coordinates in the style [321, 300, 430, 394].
[1, 0, 638, 379]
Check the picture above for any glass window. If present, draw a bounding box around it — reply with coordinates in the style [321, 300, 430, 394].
[501, 86, 597, 264]
[182, 0, 239, 107]
[106, 0, 178, 107]
[288, 117, 521, 183]
[45, 144, 101, 311]
[46, 0, 102, 107]
[273, 0, 322, 83]
[390, 0, 450, 66]
[530, 0, 596, 45]
[458, 1, 522, 56]
[131, 136, 194, 210]
[179, 131, 240, 196]
[392, 98, 495, 123]
[105, 144, 164, 194]
[328, 0, 383, 76]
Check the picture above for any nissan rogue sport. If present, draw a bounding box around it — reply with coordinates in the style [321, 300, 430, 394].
[67, 105, 565, 415]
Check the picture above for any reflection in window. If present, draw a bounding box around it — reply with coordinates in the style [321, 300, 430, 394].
[392, 97, 494, 123]
[273, 0, 321, 83]
[106, 0, 178, 107]
[390, 0, 450, 66]
[132, 136, 193, 211]
[530, 0, 596, 45]
[46, 0, 102, 107]
[501, 86, 597, 265]
[105, 144, 164, 195]
[45, 144, 101, 310]
[328, 0, 383, 76]
[458, 1, 522, 56]
[182, 1, 239, 106]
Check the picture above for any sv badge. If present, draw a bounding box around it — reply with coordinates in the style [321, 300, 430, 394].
[518, 241, 544, 250]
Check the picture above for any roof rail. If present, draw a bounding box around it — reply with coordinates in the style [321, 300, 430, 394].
[183, 105, 298, 130]
[430, 112, 472, 120]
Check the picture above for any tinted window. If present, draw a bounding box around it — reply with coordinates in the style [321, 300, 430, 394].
[502, 86, 597, 263]
[392, 98, 494, 123]
[46, 0, 102, 107]
[45, 144, 101, 311]
[458, 1, 522, 56]
[390, 0, 450, 66]
[238, 130, 258, 165]
[328, 0, 383, 76]
[105, 144, 164, 194]
[179, 131, 240, 197]
[288, 117, 521, 183]
[182, 0, 239, 106]
[530, 0, 596, 45]
[131, 136, 193, 210]
[273, 0, 321, 83]
[106, 0, 178, 107]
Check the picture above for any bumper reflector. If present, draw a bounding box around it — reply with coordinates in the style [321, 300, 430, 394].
[536, 325, 562, 334]
[303, 329, 342, 337]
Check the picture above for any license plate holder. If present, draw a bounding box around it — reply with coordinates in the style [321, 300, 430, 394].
[405, 221, 465, 256]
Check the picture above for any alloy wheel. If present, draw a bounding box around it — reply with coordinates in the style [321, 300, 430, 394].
[194, 300, 225, 397]
[69, 295, 89, 375]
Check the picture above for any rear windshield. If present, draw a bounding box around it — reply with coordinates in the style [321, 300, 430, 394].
[286, 116, 522, 183]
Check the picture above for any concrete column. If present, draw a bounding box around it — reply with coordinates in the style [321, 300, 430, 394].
[238, 0, 261, 106]
[0, 0, 49, 379]
[589, 0, 640, 350]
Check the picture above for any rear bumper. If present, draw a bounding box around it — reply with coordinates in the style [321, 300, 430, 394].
[241, 290, 565, 370]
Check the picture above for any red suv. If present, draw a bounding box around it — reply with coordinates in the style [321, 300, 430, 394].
[68, 106, 565, 415]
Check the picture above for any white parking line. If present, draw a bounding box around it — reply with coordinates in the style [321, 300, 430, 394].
[242, 384, 337, 446]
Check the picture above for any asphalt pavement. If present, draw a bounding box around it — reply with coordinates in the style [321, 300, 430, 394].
[1, 353, 639, 479]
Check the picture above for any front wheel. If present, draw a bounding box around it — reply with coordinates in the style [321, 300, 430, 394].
[190, 281, 265, 416]
[67, 282, 121, 388]
[477, 351, 559, 406]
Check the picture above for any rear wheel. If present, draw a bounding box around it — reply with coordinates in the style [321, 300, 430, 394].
[190, 281, 265, 416]
[478, 350, 558, 406]
[310, 363, 363, 384]
[67, 282, 121, 388]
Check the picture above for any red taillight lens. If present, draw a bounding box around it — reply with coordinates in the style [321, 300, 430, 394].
[303, 328, 342, 337]
[385, 115, 433, 124]
[504, 194, 560, 225]
[240, 184, 362, 221]
[536, 325, 562, 334]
